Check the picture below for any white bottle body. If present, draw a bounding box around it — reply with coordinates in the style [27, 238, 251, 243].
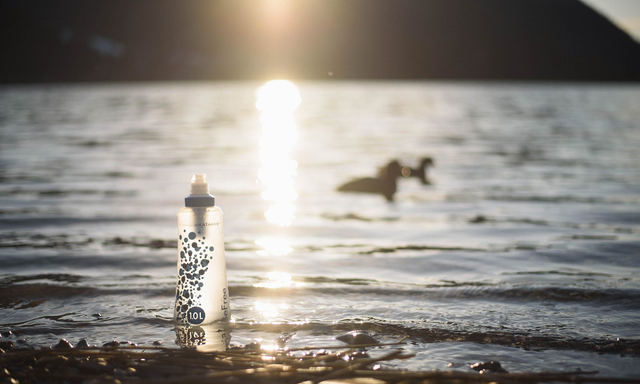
[174, 206, 230, 325]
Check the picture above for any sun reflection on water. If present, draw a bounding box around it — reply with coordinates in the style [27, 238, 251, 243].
[254, 238, 293, 256]
[254, 301, 284, 319]
[255, 80, 300, 257]
[256, 80, 301, 112]
[253, 271, 305, 288]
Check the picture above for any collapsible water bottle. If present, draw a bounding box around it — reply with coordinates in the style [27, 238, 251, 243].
[174, 174, 230, 325]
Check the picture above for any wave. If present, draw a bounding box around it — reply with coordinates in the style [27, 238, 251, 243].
[320, 211, 640, 235]
[0, 251, 176, 270]
[0, 217, 150, 230]
[214, 319, 640, 355]
[2, 273, 639, 355]
[2, 272, 638, 308]
[0, 233, 177, 250]
[0, 188, 136, 197]
[231, 284, 640, 307]
[328, 321, 640, 355]
[0, 233, 531, 254]
[468, 215, 640, 234]
[446, 193, 640, 205]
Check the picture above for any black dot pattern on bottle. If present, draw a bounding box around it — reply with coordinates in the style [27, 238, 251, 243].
[175, 231, 215, 324]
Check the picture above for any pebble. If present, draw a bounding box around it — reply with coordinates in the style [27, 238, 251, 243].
[53, 338, 74, 349]
[114, 367, 129, 377]
[103, 340, 121, 347]
[336, 331, 378, 345]
[152, 340, 163, 346]
[470, 360, 508, 373]
[244, 341, 261, 351]
[35, 355, 69, 366]
[344, 350, 370, 361]
[0, 341, 13, 350]
[76, 339, 91, 348]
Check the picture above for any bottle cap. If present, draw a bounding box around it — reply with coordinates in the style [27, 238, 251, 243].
[185, 174, 216, 207]
[190, 174, 210, 194]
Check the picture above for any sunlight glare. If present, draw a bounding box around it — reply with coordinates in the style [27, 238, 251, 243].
[253, 271, 305, 289]
[253, 300, 290, 321]
[256, 80, 301, 112]
[256, 80, 300, 227]
[254, 301, 279, 319]
[255, 80, 300, 259]
[255, 237, 293, 256]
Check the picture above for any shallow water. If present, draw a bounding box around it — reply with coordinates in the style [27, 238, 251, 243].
[1, 81, 639, 377]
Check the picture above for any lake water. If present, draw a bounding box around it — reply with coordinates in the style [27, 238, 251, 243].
[1, 81, 639, 377]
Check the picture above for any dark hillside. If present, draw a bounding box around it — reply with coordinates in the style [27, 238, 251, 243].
[1, 0, 639, 82]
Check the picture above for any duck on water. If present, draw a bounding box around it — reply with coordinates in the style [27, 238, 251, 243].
[337, 158, 434, 201]
[337, 160, 402, 202]
[401, 157, 434, 185]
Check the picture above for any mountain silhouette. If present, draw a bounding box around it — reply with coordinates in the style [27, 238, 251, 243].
[1, 0, 639, 82]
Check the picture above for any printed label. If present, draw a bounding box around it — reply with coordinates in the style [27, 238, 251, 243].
[175, 227, 224, 325]
[187, 306, 205, 325]
[221, 287, 229, 321]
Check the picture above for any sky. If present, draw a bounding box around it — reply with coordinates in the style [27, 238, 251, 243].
[582, 0, 640, 41]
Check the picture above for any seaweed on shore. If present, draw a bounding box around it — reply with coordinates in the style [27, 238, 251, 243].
[1, 340, 637, 384]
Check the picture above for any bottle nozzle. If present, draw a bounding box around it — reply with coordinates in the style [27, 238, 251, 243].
[190, 174, 210, 195]
[185, 174, 215, 207]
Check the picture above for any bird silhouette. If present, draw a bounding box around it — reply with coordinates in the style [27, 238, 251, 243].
[337, 160, 402, 201]
[401, 157, 434, 184]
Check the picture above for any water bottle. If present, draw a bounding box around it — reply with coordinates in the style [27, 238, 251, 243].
[174, 174, 230, 325]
